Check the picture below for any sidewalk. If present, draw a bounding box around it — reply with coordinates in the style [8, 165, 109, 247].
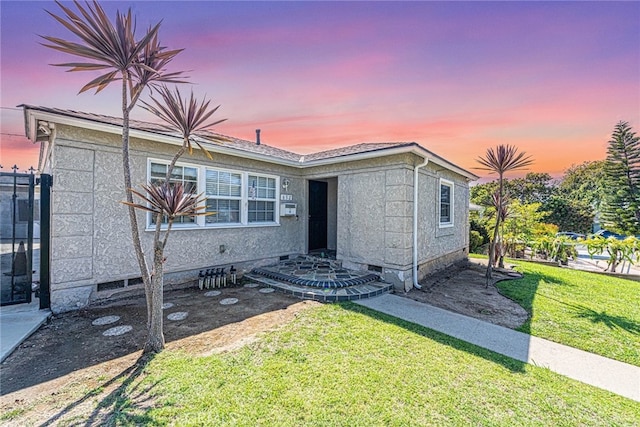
[0, 300, 51, 363]
[355, 294, 639, 402]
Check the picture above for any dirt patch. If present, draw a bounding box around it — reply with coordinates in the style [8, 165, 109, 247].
[0, 284, 318, 425]
[398, 259, 529, 329]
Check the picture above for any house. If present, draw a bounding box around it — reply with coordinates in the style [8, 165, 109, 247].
[22, 105, 478, 313]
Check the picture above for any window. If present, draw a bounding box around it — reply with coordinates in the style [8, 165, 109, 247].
[248, 175, 276, 222]
[205, 169, 241, 224]
[149, 162, 198, 225]
[146, 159, 279, 229]
[439, 179, 454, 227]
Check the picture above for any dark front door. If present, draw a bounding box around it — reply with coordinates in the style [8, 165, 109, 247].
[308, 180, 328, 251]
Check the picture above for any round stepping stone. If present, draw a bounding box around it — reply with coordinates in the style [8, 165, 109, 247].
[204, 290, 221, 297]
[167, 311, 188, 321]
[102, 325, 133, 336]
[219, 298, 238, 305]
[243, 283, 260, 288]
[92, 315, 120, 326]
[259, 287, 275, 294]
[162, 302, 175, 309]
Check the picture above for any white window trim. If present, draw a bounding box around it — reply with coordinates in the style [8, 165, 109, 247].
[204, 167, 244, 226]
[145, 158, 280, 230]
[438, 178, 454, 228]
[247, 174, 279, 224]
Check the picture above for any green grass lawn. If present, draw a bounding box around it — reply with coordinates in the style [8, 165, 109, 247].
[489, 259, 640, 367]
[98, 304, 637, 426]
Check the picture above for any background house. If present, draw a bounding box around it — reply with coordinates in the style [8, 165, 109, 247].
[23, 105, 477, 313]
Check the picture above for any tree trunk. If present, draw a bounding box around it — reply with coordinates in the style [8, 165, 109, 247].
[120, 78, 152, 328]
[144, 239, 165, 354]
[485, 173, 504, 285]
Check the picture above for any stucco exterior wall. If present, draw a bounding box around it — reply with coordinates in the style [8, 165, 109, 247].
[415, 166, 470, 285]
[307, 154, 470, 291]
[45, 123, 471, 311]
[47, 125, 306, 312]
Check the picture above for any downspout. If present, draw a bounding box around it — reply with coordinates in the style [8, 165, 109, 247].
[413, 155, 429, 290]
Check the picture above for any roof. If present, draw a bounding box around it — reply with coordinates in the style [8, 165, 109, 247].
[302, 142, 414, 161]
[21, 105, 478, 180]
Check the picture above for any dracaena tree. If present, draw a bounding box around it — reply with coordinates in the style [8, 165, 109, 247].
[42, 1, 225, 353]
[134, 86, 225, 351]
[476, 145, 533, 283]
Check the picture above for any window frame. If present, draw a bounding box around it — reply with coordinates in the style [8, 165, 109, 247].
[148, 160, 200, 227]
[204, 167, 243, 226]
[247, 174, 278, 224]
[145, 158, 280, 230]
[438, 178, 454, 228]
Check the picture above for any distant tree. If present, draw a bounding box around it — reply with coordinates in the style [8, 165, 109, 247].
[543, 196, 593, 234]
[471, 173, 554, 207]
[558, 160, 607, 213]
[501, 200, 549, 257]
[470, 181, 499, 206]
[475, 145, 533, 283]
[601, 122, 640, 234]
[510, 172, 555, 205]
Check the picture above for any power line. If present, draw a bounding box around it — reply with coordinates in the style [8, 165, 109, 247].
[0, 133, 26, 137]
[0, 107, 22, 111]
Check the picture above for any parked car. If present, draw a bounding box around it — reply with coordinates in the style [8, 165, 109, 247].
[555, 232, 586, 240]
[591, 229, 626, 240]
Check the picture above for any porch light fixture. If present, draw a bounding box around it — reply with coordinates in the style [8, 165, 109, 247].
[282, 178, 290, 191]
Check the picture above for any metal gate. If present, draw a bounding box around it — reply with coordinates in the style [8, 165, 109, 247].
[0, 170, 51, 307]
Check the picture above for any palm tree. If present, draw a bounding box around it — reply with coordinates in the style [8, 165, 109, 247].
[476, 145, 533, 284]
[133, 86, 226, 352]
[42, 1, 225, 353]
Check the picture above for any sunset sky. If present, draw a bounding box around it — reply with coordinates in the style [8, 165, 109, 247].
[1, 1, 639, 179]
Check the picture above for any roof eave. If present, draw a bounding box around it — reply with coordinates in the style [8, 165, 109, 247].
[22, 106, 478, 180]
[22, 106, 303, 167]
[300, 144, 478, 181]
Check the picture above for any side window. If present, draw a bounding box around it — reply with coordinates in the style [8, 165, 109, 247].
[439, 179, 454, 227]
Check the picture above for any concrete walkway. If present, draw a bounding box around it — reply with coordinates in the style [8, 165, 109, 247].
[355, 294, 639, 402]
[0, 300, 51, 363]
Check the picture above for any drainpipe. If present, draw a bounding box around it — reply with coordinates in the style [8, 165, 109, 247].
[413, 156, 429, 290]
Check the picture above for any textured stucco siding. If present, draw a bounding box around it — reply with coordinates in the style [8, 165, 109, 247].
[47, 125, 306, 312]
[415, 167, 470, 284]
[46, 124, 471, 310]
[49, 142, 96, 312]
[310, 155, 470, 291]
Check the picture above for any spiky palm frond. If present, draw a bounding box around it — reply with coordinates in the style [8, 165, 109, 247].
[475, 144, 534, 175]
[129, 30, 187, 101]
[123, 182, 208, 219]
[41, 0, 185, 94]
[140, 85, 227, 159]
[491, 190, 511, 222]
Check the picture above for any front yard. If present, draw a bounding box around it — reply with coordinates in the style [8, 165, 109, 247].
[498, 260, 640, 366]
[1, 261, 639, 425]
